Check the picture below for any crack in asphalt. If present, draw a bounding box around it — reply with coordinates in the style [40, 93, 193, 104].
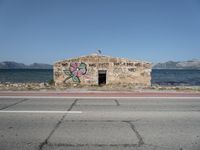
[47, 143, 138, 147]
[123, 121, 144, 147]
[144, 143, 171, 150]
[44, 119, 142, 149]
[38, 99, 142, 149]
[63, 119, 140, 122]
[67, 99, 78, 111]
[0, 99, 29, 110]
[114, 99, 120, 106]
[38, 99, 78, 150]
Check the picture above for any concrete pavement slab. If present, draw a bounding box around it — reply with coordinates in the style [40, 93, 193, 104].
[48, 121, 138, 145]
[1, 97, 200, 150]
[0, 113, 63, 150]
[72, 98, 200, 112]
[65, 110, 200, 122]
[0, 98, 26, 110]
[118, 98, 200, 106]
[43, 144, 170, 150]
[134, 116, 200, 150]
[70, 99, 121, 112]
[72, 105, 122, 112]
[4, 98, 75, 111]
[76, 99, 117, 106]
[117, 98, 200, 111]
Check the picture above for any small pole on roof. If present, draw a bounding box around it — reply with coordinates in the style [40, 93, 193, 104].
[97, 49, 102, 55]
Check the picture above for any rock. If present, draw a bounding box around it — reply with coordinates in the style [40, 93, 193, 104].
[39, 83, 45, 88]
[13, 84, 18, 87]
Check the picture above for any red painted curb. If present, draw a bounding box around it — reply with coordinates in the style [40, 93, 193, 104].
[0, 92, 200, 97]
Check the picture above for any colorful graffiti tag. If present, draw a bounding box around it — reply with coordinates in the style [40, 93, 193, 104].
[63, 62, 87, 83]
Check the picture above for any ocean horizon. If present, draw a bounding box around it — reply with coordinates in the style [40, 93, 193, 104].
[0, 69, 200, 86]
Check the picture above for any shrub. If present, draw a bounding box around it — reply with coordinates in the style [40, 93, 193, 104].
[48, 79, 55, 85]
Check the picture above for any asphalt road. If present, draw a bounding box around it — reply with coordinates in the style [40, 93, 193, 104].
[0, 97, 200, 150]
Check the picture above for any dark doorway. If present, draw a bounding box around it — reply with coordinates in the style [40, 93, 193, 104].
[98, 70, 107, 85]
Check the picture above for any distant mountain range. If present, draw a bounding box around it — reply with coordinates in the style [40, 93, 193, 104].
[1, 59, 200, 69]
[0, 61, 52, 69]
[153, 59, 200, 69]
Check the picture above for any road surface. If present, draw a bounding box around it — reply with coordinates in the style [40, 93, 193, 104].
[0, 96, 200, 150]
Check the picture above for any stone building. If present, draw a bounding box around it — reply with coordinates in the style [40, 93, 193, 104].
[53, 54, 152, 86]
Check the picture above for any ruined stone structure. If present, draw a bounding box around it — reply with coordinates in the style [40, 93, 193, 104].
[53, 54, 152, 86]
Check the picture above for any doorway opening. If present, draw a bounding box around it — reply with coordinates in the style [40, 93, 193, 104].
[98, 70, 107, 85]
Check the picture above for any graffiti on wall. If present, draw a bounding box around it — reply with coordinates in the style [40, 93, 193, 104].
[63, 62, 87, 83]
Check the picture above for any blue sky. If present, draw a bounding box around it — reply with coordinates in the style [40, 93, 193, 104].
[0, 0, 200, 64]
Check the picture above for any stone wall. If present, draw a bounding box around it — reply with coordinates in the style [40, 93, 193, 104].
[53, 54, 152, 86]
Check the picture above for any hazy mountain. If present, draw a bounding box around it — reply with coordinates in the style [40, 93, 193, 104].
[153, 59, 200, 69]
[28, 63, 52, 69]
[0, 61, 26, 69]
[1, 59, 200, 69]
[0, 61, 52, 69]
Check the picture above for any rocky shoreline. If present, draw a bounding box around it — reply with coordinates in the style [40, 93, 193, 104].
[0, 82, 55, 91]
[0, 82, 200, 92]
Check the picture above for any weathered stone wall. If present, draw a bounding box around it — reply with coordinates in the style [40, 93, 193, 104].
[53, 55, 152, 86]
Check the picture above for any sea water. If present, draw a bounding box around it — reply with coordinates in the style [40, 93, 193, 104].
[152, 69, 200, 86]
[0, 69, 53, 83]
[0, 69, 200, 86]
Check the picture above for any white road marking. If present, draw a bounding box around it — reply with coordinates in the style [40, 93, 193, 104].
[0, 96, 200, 99]
[0, 111, 82, 113]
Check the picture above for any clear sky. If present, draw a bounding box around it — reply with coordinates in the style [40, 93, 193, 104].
[0, 0, 200, 64]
